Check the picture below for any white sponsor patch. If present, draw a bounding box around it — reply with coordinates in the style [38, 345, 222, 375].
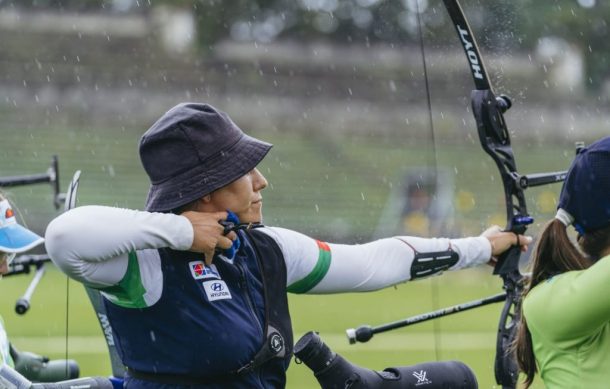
[189, 261, 220, 280]
[202, 280, 232, 301]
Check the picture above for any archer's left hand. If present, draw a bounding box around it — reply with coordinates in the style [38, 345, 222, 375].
[481, 225, 532, 266]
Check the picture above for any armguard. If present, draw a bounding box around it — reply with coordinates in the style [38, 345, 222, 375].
[410, 249, 459, 279]
[394, 238, 459, 280]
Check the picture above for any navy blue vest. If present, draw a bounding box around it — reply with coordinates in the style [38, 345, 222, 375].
[104, 229, 293, 388]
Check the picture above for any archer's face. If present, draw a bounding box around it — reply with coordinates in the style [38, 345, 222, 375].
[206, 168, 268, 223]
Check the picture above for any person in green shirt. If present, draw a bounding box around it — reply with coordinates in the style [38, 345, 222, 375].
[515, 136, 610, 388]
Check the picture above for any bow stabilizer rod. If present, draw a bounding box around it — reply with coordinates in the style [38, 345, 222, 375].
[346, 292, 506, 344]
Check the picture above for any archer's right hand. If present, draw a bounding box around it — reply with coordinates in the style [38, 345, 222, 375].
[180, 211, 237, 265]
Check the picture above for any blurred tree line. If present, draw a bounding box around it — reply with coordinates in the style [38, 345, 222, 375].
[3, 0, 609, 90]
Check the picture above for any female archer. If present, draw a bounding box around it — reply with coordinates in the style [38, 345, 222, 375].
[516, 136, 610, 388]
[45, 102, 531, 388]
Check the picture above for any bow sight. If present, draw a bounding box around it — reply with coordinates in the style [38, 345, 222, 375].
[0, 156, 64, 210]
[0, 156, 75, 315]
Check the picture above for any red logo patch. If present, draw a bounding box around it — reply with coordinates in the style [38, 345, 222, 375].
[192, 263, 204, 276]
[5, 208, 14, 219]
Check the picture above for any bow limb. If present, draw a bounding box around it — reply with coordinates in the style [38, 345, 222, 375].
[441, 1, 530, 388]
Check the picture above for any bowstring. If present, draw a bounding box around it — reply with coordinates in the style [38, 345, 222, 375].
[414, 0, 442, 361]
[65, 272, 70, 376]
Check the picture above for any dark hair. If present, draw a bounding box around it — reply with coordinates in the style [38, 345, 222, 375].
[171, 198, 200, 215]
[515, 219, 610, 388]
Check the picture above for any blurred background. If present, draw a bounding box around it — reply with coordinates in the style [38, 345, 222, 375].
[1, 0, 608, 387]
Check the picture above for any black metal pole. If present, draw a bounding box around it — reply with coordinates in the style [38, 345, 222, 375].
[346, 292, 507, 344]
[0, 173, 52, 187]
[5, 254, 51, 277]
[515, 171, 567, 189]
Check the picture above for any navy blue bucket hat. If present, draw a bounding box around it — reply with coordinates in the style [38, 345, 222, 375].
[558, 136, 610, 233]
[139, 103, 272, 212]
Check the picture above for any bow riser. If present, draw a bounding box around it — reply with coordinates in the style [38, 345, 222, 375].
[495, 278, 522, 387]
[471, 90, 530, 228]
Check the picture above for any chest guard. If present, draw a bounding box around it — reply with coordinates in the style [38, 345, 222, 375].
[103, 229, 293, 386]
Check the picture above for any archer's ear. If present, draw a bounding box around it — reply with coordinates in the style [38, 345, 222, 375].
[188, 195, 212, 212]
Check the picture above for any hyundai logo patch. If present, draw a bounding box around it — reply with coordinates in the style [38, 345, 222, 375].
[202, 280, 232, 301]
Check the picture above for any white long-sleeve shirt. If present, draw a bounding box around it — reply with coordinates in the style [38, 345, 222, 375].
[45, 206, 491, 307]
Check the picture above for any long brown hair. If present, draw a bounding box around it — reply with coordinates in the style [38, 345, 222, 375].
[515, 219, 610, 387]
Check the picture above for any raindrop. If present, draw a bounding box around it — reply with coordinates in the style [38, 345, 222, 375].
[314, 13, 338, 33]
